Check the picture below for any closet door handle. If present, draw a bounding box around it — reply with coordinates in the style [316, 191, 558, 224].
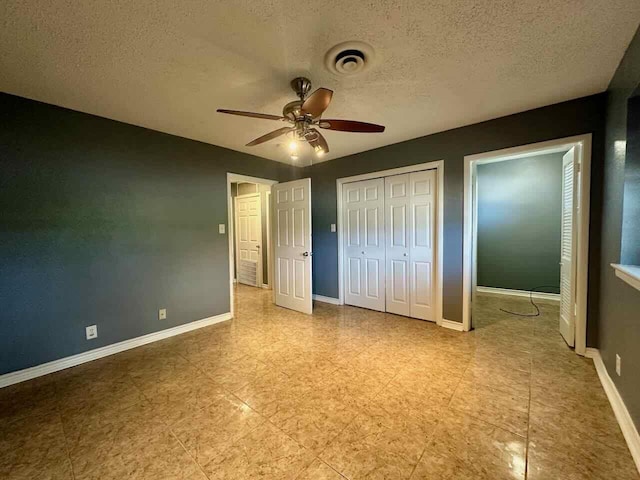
[403, 253, 408, 257]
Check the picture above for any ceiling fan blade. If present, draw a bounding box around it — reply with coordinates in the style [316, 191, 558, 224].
[246, 127, 294, 146]
[319, 119, 385, 133]
[305, 128, 330, 154]
[217, 109, 285, 121]
[301, 88, 333, 118]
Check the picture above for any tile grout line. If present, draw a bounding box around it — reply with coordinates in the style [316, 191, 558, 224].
[525, 351, 533, 480]
[55, 409, 78, 480]
[169, 430, 212, 480]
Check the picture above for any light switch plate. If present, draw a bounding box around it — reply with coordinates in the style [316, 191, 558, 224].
[86, 325, 98, 340]
[159, 308, 167, 320]
[218, 224, 226, 234]
[330, 223, 336, 233]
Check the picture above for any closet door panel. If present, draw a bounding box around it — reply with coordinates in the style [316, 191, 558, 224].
[343, 178, 385, 311]
[409, 170, 436, 320]
[385, 174, 411, 316]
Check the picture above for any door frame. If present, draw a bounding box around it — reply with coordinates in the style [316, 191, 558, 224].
[227, 173, 278, 317]
[234, 192, 263, 289]
[462, 134, 592, 355]
[336, 160, 445, 326]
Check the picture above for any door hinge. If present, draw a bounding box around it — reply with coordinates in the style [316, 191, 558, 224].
[574, 303, 578, 316]
[575, 163, 581, 173]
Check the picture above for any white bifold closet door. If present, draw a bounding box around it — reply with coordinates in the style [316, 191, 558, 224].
[385, 170, 436, 320]
[343, 178, 386, 312]
[559, 147, 577, 346]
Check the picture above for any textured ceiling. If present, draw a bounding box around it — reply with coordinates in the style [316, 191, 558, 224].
[2, 1, 639, 165]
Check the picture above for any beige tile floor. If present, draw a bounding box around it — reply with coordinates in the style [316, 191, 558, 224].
[1, 285, 638, 479]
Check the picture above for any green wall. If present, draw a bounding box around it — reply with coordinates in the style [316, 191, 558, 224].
[476, 153, 563, 293]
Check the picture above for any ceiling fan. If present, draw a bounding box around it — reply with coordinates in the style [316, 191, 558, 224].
[217, 77, 385, 161]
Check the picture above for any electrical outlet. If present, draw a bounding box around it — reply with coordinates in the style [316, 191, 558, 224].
[158, 308, 167, 320]
[616, 354, 621, 376]
[330, 223, 336, 233]
[86, 325, 98, 340]
[218, 224, 226, 234]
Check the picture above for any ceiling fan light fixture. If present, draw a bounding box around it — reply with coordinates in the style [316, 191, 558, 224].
[217, 76, 384, 164]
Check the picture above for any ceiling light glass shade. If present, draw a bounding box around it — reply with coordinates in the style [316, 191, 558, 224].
[288, 140, 298, 152]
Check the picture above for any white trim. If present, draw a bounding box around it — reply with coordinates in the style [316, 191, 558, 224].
[463, 134, 592, 354]
[441, 319, 464, 331]
[611, 264, 640, 292]
[313, 294, 341, 305]
[586, 348, 640, 473]
[227, 173, 278, 316]
[476, 286, 560, 302]
[265, 190, 272, 292]
[0, 312, 232, 389]
[336, 160, 444, 325]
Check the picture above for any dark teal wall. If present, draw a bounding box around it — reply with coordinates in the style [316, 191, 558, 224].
[621, 92, 640, 265]
[0, 93, 298, 375]
[305, 94, 606, 326]
[476, 153, 563, 293]
[598, 27, 640, 430]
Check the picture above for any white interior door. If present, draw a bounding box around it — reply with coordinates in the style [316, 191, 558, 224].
[409, 170, 436, 321]
[560, 147, 577, 346]
[272, 178, 312, 314]
[343, 178, 386, 312]
[235, 193, 262, 287]
[385, 174, 411, 316]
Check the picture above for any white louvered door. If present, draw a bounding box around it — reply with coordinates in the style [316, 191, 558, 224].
[343, 178, 386, 312]
[559, 147, 577, 346]
[272, 178, 312, 314]
[235, 193, 262, 287]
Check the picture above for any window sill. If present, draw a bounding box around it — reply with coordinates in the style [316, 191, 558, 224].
[611, 264, 640, 292]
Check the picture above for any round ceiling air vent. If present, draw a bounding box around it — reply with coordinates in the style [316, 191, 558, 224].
[324, 41, 375, 76]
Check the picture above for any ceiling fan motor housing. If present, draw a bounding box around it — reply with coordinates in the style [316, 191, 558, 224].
[290, 77, 312, 100]
[282, 100, 305, 121]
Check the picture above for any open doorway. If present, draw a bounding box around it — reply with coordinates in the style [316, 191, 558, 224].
[227, 174, 277, 317]
[231, 181, 271, 289]
[463, 134, 592, 355]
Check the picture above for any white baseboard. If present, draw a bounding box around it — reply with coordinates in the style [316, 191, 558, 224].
[476, 286, 560, 302]
[441, 319, 464, 331]
[313, 294, 341, 305]
[262, 284, 270, 290]
[0, 312, 232, 389]
[586, 348, 640, 473]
